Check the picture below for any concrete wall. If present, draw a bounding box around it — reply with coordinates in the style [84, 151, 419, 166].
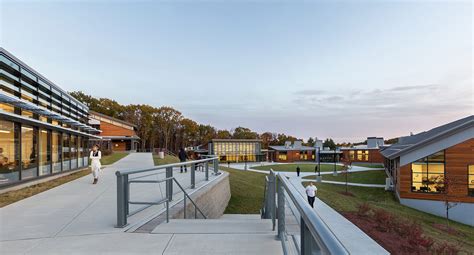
[174, 172, 231, 219]
[400, 198, 473, 226]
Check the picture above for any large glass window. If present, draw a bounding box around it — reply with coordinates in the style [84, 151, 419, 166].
[71, 135, 77, 169]
[39, 129, 51, 176]
[62, 134, 70, 171]
[52, 131, 61, 173]
[278, 152, 287, 161]
[82, 137, 88, 164]
[411, 150, 445, 193]
[0, 120, 20, 184]
[78, 136, 83, 167]
[469, 165, 474, 197]
[349, 150, 355, 160]
[21, 125, 38, 179]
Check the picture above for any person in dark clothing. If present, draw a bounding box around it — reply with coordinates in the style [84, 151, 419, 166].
[314, 165, 319, 174]
[296, 166, 301, 177]
[178, 148, 187, 173]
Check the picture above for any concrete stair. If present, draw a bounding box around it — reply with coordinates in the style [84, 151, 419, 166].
[150, 214, 283, 254]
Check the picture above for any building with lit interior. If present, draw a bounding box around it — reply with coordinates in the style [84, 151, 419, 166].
[381, 116, 473, 226]
[0, 48, 101, 187]
[340, 137, 386, 164]
[208, 139, 264, 162]
[88, 111, 140, 152]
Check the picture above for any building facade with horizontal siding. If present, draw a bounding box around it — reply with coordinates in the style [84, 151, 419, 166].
[0, 48, 101, 187]
[381, 116, 474, 226]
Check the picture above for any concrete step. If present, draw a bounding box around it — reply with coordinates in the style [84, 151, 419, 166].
[220, 214, 262, 220]
[151, 219, 274, 234]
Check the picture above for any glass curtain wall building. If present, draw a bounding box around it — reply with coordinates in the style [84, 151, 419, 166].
[0, 47, 101, 187]
[209, 139, 264, 162]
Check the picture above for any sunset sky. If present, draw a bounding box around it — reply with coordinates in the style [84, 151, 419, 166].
[1, 0, 472, 142]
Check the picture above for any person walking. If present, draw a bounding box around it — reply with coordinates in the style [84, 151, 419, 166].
[179, 148, 187, 173]
[314, 164, 319, 174]
[296, 165, 301, 177]
[305, 182, 317, 208]
[90, 145, 102, 184]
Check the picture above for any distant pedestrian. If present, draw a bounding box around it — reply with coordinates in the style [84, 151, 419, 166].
[314, 165, 318, 174]
[90, 145, 102, 184]
[296, 166, 301, 177]
[305, 182, 317, 208]
[179, 148, 187, 173]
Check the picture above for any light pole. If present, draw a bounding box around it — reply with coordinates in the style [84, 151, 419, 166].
[333, 151, 338, 176]
[316, 147, 321, 183]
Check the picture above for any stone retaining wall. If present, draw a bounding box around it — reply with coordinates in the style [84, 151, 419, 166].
[174, 171, 231, 219]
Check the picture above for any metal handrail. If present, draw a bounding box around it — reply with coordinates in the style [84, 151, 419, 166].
[264, 170, 349, 255]
[115, 156, 219, 228]
[171, 177, 207, 219]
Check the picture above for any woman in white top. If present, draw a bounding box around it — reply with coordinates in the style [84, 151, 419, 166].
[90, 145, 102, 184]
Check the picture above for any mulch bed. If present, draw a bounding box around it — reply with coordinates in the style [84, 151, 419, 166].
[342, 212, 431, 255]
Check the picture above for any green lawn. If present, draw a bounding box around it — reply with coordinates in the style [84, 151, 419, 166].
[351, 163, 384, 168]
[220, 166, 267, 214]
[100, 152, 129, 165]
[302, 181, 474, 253]
[303, 170, 387, 185]
[153, 155, 180, 166]
[252, 163, 343, 173]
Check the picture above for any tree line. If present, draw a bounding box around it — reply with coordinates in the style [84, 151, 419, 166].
[70, 91, 397, 153]
[71, 91, 313, 152]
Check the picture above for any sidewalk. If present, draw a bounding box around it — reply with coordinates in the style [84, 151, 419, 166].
[0, 153, 218, 254]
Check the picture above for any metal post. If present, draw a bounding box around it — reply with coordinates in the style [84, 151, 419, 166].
[205, 162, 209, 181]
[166, 167, 173, 201]
[166, 200, 169, 223]
[125, 175, 129, 216]
[115, 173, 127, 228]
[270, 172, 276, 231]
[191, 163, 196, 189]
[183, 194, 187, 219]
[277, 177, 285, 239]
[213, 159, 219, 175]
[300, 216, 321, 255]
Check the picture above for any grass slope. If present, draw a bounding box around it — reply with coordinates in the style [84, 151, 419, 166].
[153, 155, 180, 166]
[302, 181, 474, 253]
[221, 166, 267, 214]
[351, 163, 384, 168]
[303, 170, 387, 185]
[101, 152, 129, 165]
[252, 163, 343, 172]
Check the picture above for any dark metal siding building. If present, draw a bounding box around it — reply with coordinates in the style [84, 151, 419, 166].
[0, 48, 101, 187]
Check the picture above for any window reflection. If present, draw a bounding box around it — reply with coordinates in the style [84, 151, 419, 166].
[62, 134, 70, 171]
[411, 150, 445, 193]
[52, 131, 62, 173]
[39, 129, 51, 176]
[0, 120, 20, 184]
[21, 125, 38, 179]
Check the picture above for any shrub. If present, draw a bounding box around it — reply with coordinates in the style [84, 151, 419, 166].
[357, 202, 372, 217]
[431, 241, 461, 255]
[373, 208, 393, 232]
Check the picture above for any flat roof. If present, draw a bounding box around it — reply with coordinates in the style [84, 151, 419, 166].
[269, 145, 316, 151]
[211, 139, 262, 142]
[89, 111, 137, 128]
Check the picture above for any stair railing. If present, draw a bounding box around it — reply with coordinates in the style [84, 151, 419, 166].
[115, 156, 219, 228]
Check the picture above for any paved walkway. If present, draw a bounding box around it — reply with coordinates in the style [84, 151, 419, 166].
[0, 153, 221, 254]
[230, 162, 385, 178]
[287, 176, 389, 254]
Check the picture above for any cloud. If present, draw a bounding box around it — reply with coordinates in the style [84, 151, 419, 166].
[293, 89, 326, 95]
[389, 84, 439, 91]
